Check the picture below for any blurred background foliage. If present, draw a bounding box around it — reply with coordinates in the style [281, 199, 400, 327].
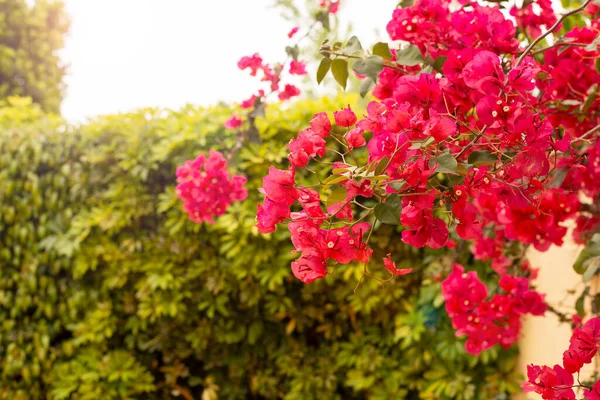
[0, 95, 522, 399]
[0, 0, 69, 113]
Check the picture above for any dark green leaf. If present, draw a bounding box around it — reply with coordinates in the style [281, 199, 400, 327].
[344, 36, 363, 56]
[596, 58, 600, 74]
[374, 194, 401, 225]
[467, 150, 497, 166]
[396, 45, 425, 67]
[331, 59, 349, 90]
[576, 287, 589, 317]
[317, 58, 331, 85]
[326, 187, 347, 207]
[430, 152, 458, 174]
[352, 56, 384, 81]
[432, 56, 447, 73]
[372, 42, 392, 60]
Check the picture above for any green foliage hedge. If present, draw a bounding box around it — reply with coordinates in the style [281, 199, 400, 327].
[0, 96, 522, 400]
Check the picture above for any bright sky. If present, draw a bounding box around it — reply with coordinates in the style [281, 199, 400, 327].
[60, 0, 397, 122]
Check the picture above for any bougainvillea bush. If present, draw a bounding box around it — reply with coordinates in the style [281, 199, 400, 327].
[176, 0, 600, 398]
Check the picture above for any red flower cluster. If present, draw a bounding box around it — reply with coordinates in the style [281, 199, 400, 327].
[255, 109, 415, 283]
[510, 0, 557, 38]
[386, 0, 519, 58]
[441, 264, 546, 355]
[523, 318, 600, 399]
[175, 151, 248, 223]
[248, 0, 600, 375]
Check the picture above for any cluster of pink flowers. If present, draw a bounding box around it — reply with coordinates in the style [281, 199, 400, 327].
[441, 264, 546, 355]
[226, 22, 313, 129]
[523, 318, 600, 399]
[235, 52, 303, 107]
[510, 0, 557, 38]
[175, 151, 248, 223]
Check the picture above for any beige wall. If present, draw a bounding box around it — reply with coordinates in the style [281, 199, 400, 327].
[515, 238, 589, 399]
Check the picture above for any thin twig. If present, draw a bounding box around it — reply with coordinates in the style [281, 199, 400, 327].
[456, 126, 487, 160]
[515, 0, 592, 68]
[574, 124, 600, 143]
[531, 42, 589, 56]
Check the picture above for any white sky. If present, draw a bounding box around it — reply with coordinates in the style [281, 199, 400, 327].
[60, 0, 397, 122]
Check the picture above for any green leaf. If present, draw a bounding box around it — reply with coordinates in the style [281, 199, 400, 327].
[467, 150, 497, 166]
[396, 45, 424, 67]
[432, 56, 447, 73]
[583, 257, 600, 282]
[352, 56, 384, 82]
[331, 59, 349, 90]
[285, 45, 299, 61]
[576, 287, 589, 317]
[247, 321, 264, 345]
[315, 10, 330, 30]
[596, 58, 600, 74]
[586, 36, 600, 51]
[326, 187, 347, 207]
[574, 235, 600, 275]
[410, 137, 435, 150]
[388, 180, 406, 191]
[344, 36, 363, 56]
[372, 42, 392, 60]
[322, 174, 349, 186]
[456, 163, 473, 176]
[374, 194, 401, 225]
[582, 83, 598, 113]
[430, 152, 458, 174]
[359, 78, 375, 98]
[375, 156, 390, 176]
[550, 168, 568, 188]
[317, 58, 331, 85]
[399, 0, 415, 6]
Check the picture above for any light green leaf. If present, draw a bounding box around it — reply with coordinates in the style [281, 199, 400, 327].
[352, 56, 384, 81]
[396, 44, 424, 67]
[344, 36, 363, 56]
[359, 78, 375, 98]
[372, 42, 392, 60]
[326, 187, 347, 207]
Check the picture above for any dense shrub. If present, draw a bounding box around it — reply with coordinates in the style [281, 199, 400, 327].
[0, 96, 521, 399]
